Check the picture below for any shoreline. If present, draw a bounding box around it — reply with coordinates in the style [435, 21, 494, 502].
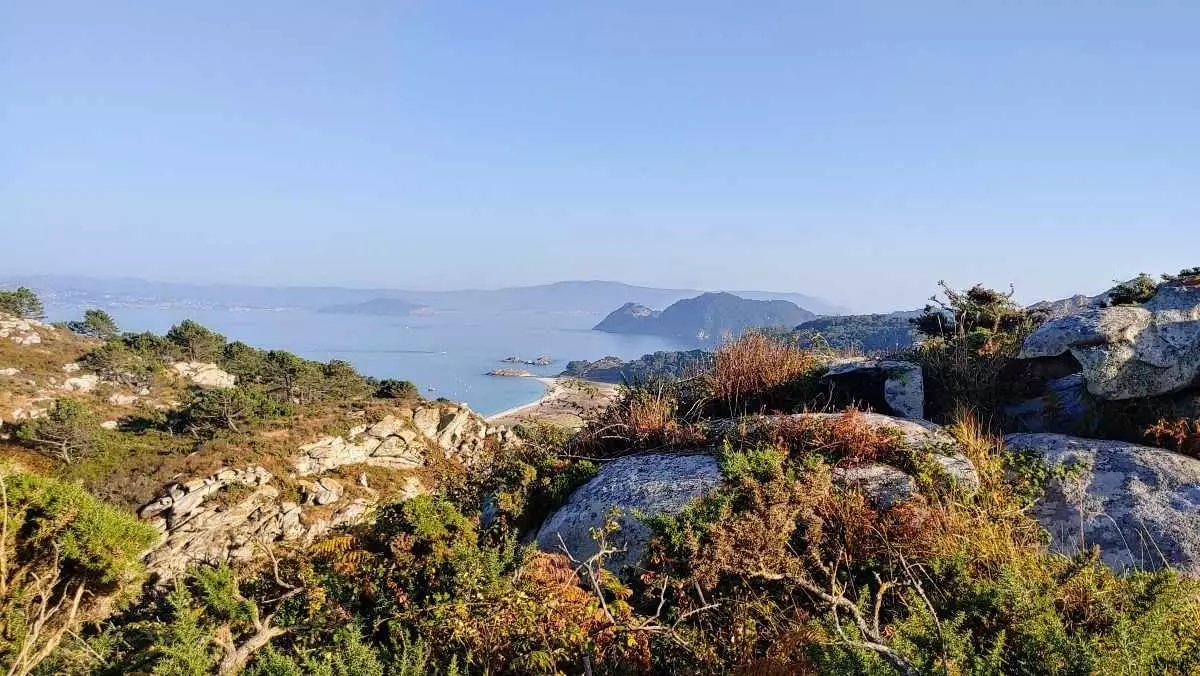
[485, 377, 558, 421]
[486, 376, 620, 428]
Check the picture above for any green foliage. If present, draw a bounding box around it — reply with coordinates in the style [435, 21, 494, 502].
[122, 330, 182, 363]
[0, 286, 45, 320]
[166, 319, 227, 362]
[149, 583, 217, 676]
[914, 281, 1026, 339]
[178, 386, 289, 437]
[909, 282, 1037, 421]
[793, 312, 921, 353]
[1, 470, 158, 587]
[0, 470, 157, 675]
[1109, 273, 1161, 306]
[374, 378, 420, 399]
[66, 308, 119, 339]
[16, 397, 100, 464]
[481, 421, 597, 532]
[82, 339, 158, 387]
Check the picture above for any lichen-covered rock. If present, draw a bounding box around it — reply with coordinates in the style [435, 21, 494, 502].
[171, 361, 237, 389]
[822, 358, 925, 419]
[1018, 280, 1200, 400]
[1005, 432, 1200, 577]
[537, 453, 722, 572]
[832, 463, 917, 509]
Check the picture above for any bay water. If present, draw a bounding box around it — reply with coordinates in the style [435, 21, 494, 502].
[45, 305, 691, 416]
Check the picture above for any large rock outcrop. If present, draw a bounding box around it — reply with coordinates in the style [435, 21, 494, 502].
[1005, 432, 1200, 576]
[139, 403, 513, 580]
[1018, 280, 1200, 400]
[536, 453, 722, 573]
[293, 405, 515, 475]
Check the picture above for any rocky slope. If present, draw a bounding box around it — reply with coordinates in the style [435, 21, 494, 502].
[138, 401, 516, 580]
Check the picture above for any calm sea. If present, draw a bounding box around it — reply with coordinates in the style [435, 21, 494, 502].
[45, 306, 691, 416]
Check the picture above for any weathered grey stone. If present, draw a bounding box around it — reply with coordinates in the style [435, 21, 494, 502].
[108, 392, 139, 406]
[537, 453, 722, 572]
[367, 414, 402, 438]
[371, 437, 425, 468]
[822, 358, 925, 419]
[312, 478, 343, 505]
[1005, 432, 1200, 576]
[833, 463, 918, 509]
[62, 374, 100, 392]
[171, 361, 237, 389]
[1019, 281, 1200, 400]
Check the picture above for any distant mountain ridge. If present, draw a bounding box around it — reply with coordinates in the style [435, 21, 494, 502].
[595, 292, 816, 343]
[3, 276, 849, 316]
[316, 298, 430, 316]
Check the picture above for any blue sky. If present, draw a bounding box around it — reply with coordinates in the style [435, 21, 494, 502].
[2, 1, 1197, 311]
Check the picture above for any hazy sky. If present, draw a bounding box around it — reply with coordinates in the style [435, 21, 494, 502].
[3, 1, 1197, 312]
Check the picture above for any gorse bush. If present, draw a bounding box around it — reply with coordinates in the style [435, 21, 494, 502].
[634, 411, 1200, 674]
[0, 470, 157, 676]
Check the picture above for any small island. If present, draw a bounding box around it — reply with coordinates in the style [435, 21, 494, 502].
[486, 368, 535, 377]
[502, 355, 553, 366]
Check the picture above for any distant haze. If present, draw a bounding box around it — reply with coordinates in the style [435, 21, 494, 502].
[3, 3, 1198, 311]
[0, 275, 850, 317]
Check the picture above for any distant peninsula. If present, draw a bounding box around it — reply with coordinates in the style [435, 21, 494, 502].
[594, 292, 815, 343]
[316, 297, 432, 316]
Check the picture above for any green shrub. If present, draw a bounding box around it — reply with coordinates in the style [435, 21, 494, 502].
[166, 320, 226, 362]
[0, 470, 157, 675]
[16, 397, 100, 464]
[374, 378, 420, 399]
[0, 286, 44, 320]
[66, 308, 120, 339]
[178, 386, 289, 437]
[1109, 273, 1160, 306]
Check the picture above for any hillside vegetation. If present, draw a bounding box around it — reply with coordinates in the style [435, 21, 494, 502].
[4, 276, 1200, 675]
[595, 292, 815, 344]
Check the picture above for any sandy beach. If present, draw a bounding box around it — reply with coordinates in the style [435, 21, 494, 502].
[487, 377, 620, 429]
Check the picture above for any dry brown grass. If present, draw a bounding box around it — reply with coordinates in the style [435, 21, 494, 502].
[710, 333, 821, 415]
[942, 410, 1049, 573]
